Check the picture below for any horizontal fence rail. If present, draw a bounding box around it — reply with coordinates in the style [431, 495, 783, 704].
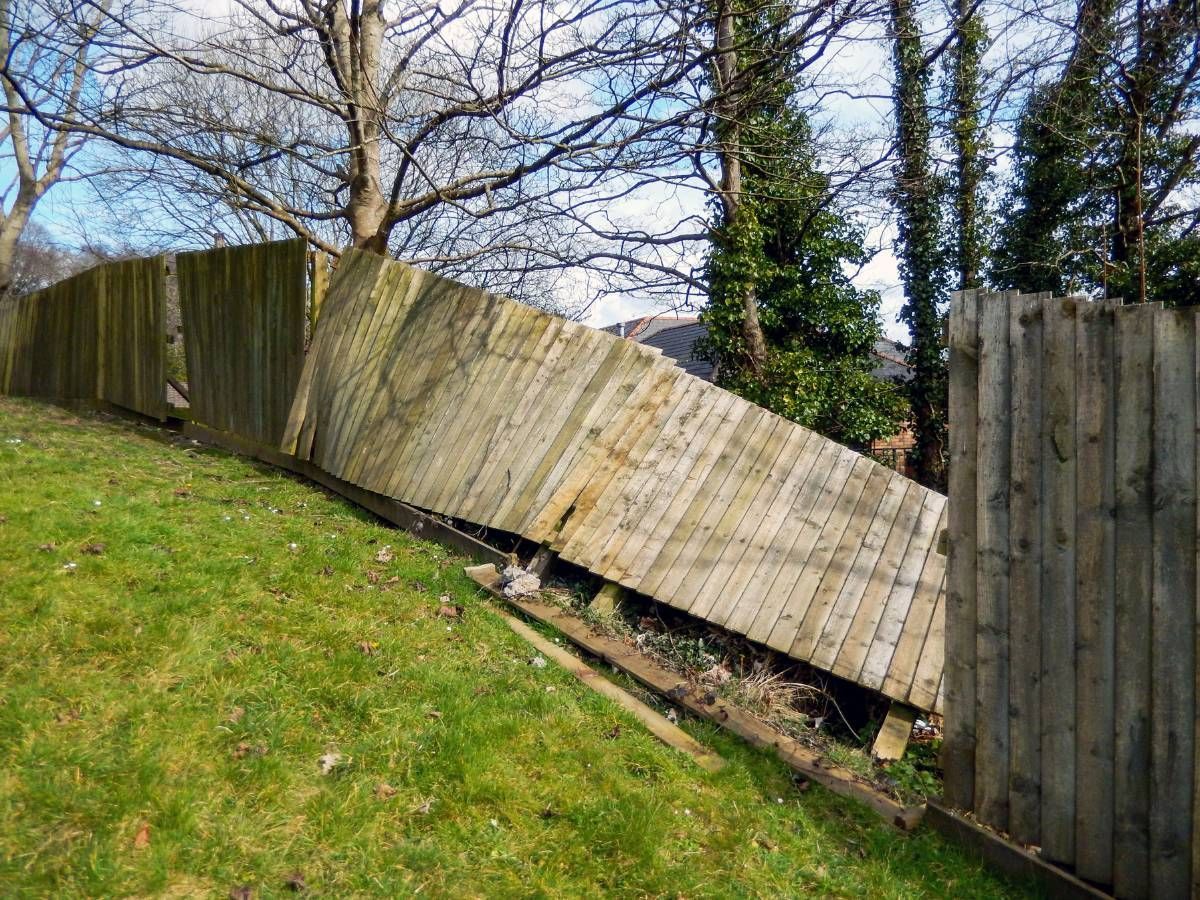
[284, 251, 950, 713]
[944, 289, 1200, 898]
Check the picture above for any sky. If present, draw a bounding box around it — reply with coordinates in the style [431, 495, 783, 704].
[8, 0, 1010, 349]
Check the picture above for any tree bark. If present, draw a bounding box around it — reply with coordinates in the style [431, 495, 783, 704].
[713, 0, 768, 374]
[949, 0, 986, 291]
[889, 0, 946, 489]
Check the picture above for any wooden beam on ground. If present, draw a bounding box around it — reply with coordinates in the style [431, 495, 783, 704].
[463, 563, 924, 831]
[924, 801, 1110, 899]
[503, 611, 725, 773]
[872, 703, 917, 761]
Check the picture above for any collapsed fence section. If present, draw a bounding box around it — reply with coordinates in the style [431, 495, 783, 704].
[944, 289, 1197, 898]
[0, 239, 951, 719]
[284, 250, 950, 714]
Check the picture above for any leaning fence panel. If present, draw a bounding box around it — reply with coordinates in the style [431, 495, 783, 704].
[284, 250, 950, 714]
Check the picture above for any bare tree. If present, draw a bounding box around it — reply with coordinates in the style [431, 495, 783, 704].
[0, 0, 112, 298]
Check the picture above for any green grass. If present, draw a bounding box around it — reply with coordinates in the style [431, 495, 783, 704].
[0, 398, 1031, 898]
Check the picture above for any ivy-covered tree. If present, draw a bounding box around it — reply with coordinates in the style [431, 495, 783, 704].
[946, 0, 989, 291]
[994, 0, 1200, 302]
[699, 0, 905, 448]
[889, 0, 948, 488]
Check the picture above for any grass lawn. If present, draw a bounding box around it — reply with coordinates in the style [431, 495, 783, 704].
[0, 398, 1030, 898]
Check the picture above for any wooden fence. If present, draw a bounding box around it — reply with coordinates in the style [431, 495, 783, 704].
[944, 289, 1199, 897]
[284, 250, 950, 713]
[0, 257, 167, 419]
[178, 239, 308, 446]
[0, 241, 950, 718]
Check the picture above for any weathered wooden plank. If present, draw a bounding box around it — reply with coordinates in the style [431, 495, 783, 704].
[764, 455, 875, 654]
[881, 502, 948, 702]
[430, 307, 561, 517]
[644, 408, 776, 605]
[582, 380, 719, 573]
[858, 492, 943, 691]
[810, 472, 909, 674]
[340, 265, 445, 485]
[177, 239, 307, 446]
[559, 369, 700, 566]
[459, 320, 592, 526]
[1005, 293, 1043, 845]
[500, 611, 726, 772]
[1112, 301, 1155, 900]
[283, 251, 386, 454]
[906, 572, 946, 712]
[333, 262, 431, 480]
[1073, 300, 1117, 884]
[501, 336, 661, 537]
[829, 482, 921, 684]
[944, 288, 980, 811]
[374, 279, 497, 500]
[609, 391, 749, 587]
[1039, 297, 1078, 866]
[511, 340, 652, 536]
[677, 414, 794, 621]
[402, 301, 521, 508]
[698, 425, 813, 628]
[741, 442, 856, 645]
[712, 426, 822, 634]
[787, 464, 893, 661]
[539, 366, 683, 550]
[974, 291, 1013, 832]
[1149, 306, 1196, 897]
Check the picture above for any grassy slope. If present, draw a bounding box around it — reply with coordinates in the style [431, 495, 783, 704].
[0, 399, 1028, 898]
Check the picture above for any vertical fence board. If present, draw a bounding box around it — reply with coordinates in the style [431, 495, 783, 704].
[974, 292, 1012, 830]
[1073, 300, 1117, 884]
[1113, 302, 1156, 899]
[1150, 307, 1196, 897]
[1040, 297, 1078, 865]
[944, 289, 979, 811]
[1006, 295, 1043, 844]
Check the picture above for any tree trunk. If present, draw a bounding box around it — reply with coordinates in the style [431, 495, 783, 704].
[714, 0, 768, 374]
[889, 0, 946, 490]
[328, 0, 391, 254]
[0, 196, 34, 300]
[949, 0, 986, 291]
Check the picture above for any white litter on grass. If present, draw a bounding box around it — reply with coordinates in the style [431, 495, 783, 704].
[63, 562, 77, 571]
[288, 542, 299, 551]
[499, 565, 540, 598]
[223, 515, 232, 522]
[92, 500, 102, 507]
[530, 655, 548, 669]
[319, 751, 345, 775]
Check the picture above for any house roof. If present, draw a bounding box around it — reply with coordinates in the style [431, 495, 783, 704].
[599, 319, 912, 384]
[640, 321, 716, 381]
[600, 315, 699, 342]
